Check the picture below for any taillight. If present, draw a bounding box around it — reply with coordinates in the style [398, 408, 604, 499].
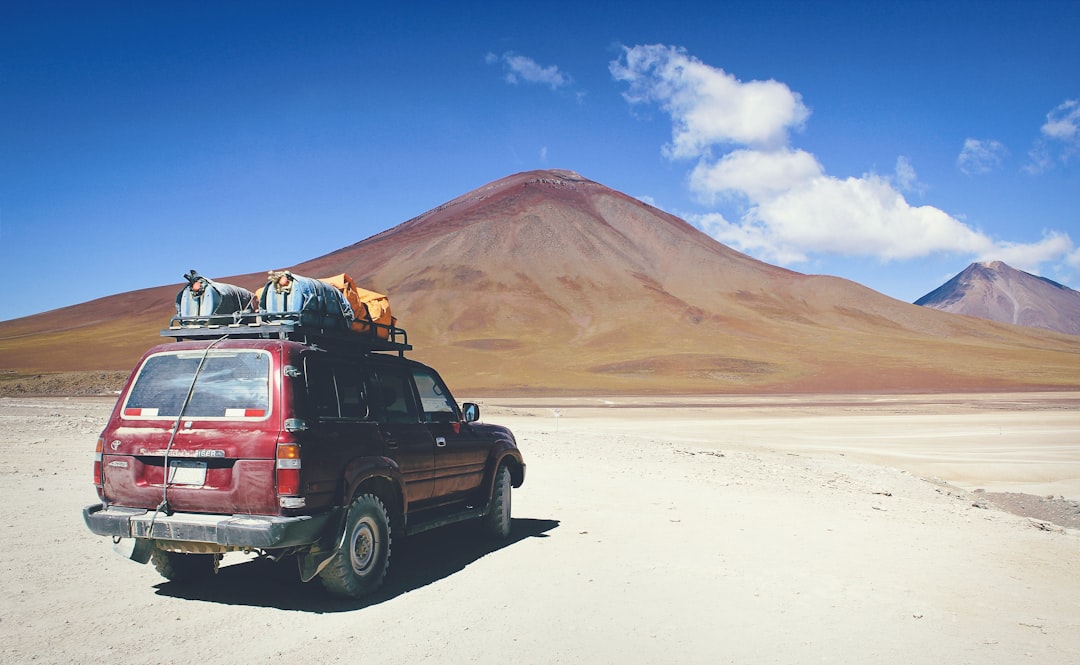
[93, 436, 104, 498]
[276, 437, 302, 507]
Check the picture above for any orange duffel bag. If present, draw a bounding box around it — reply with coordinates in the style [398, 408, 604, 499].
[319, 273, 395, 338]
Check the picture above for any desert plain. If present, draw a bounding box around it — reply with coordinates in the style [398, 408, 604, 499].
[1, 392, 1078, 664]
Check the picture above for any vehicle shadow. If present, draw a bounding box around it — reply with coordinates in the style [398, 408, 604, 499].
[153, 517, 559, 611]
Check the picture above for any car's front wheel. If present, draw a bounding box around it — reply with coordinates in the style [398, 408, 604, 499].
[319, 494, 392, 598]
[481, 464, 512, 539]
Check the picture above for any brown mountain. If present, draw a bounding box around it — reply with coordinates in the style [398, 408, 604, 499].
[916, 261, 1080, 336]
[3, 169, 1080, 394]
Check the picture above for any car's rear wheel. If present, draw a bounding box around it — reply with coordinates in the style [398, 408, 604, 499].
[319, 494, 392, 598]
[481, 464, 512, 539]
[150, 546, 218, 582]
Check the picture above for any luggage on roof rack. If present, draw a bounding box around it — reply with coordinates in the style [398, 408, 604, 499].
[319, 273, 395, 339]
[259, 270, 355, 330]
[165, 269, 411, 354]
[174, 270, 256, 325]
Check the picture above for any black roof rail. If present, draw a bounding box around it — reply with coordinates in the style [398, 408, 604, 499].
[162, 312, 412, 355]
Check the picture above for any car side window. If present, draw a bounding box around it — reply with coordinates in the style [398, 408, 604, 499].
[304, 356, 339, 419]
[375, 369, 420, 424]
[336, 364, 370, 420]
[412, 368, 457, 423]
[304, 356, 372, 420]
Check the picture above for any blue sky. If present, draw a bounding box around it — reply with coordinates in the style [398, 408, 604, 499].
[2, 1, 1078, 321]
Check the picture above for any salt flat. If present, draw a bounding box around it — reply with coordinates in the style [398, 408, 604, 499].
[482, 392, 1080, 499]
[1, 394, 1077, 664]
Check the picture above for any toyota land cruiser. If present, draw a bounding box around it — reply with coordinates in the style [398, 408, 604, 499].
[83, 315, 525, 598]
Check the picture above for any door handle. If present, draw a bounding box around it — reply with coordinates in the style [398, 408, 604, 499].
[435, 436, 447, 447]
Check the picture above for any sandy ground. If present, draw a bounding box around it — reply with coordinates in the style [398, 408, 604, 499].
[1, 393, 1078, 664]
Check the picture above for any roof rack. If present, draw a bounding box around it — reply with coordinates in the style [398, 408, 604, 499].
[162, 312, 412, 355]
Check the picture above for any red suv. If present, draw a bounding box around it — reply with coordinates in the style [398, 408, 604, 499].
[83, 319, 525, 598]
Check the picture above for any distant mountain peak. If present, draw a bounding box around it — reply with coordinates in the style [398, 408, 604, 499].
[916, 261, 1080, 335]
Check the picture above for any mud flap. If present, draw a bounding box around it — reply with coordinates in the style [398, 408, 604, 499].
[296, 512, 349, 583]
[113, 537, 153, 564]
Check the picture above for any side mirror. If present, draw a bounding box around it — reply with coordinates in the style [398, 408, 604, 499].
[462, 402, 480, 423]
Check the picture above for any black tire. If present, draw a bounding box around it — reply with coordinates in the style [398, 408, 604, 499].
[318, 494, 392, 598]
[150, 546, 218, 582]
[481, 464, 512, 539]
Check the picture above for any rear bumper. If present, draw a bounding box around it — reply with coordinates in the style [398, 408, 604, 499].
[83, 503, 338, 549]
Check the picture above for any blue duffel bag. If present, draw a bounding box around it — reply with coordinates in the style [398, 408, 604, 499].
[175, 269, 257, 322]
[259, 270, 355, 330]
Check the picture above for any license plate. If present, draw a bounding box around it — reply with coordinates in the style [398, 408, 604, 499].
[167, 460, 207, 486]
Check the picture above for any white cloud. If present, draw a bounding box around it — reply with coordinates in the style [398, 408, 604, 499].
[693, 211, 808, 265]
[689, 148, 822, 202]
[610, 44, 809, 156]
[1042, 99, 1080, 141]
[610, 44, 1076, 275]
[984, 230, 1074, 273]
[957, 138, 1008, 175]
[1026, 99, 1080, 173]
[487, 52, 571, 90]
[692, 173, 993, 265]
[1067, 246, 1080, 269]
[1026, 147, 1054, 175]
[894, 156, 924, 194]
[758, 175, 992, 260]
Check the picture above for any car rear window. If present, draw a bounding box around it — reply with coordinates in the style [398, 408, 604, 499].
[123, 350, 271, 419]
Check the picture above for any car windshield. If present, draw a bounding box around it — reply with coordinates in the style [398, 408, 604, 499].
[123, 350, 270, 419]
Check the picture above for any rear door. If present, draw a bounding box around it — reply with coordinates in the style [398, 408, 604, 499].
[297, 354, 387, 511]
[370, 365, 436, 505]
[101, 345, 280, 515]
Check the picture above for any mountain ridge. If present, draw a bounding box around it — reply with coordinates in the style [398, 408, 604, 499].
[3, 170, 1079, 394]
